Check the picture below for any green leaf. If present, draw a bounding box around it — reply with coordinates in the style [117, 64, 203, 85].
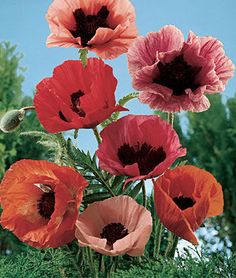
[101, 92, 139, 128]
[124, 181, 143, 199]
[83, 192, 111, 204]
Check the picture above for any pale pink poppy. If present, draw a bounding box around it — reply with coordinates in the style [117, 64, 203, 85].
[127, 25, 235, 112]
[75, 196, 152, 256]
[46, 0, 138, 60]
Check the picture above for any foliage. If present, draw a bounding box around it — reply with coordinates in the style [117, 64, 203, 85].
[0, 42, 47, 254]
[0, 247, 235, 278]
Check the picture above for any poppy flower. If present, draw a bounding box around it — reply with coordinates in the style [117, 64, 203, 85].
[75, 195, 152, 256]
[46, 0, 138, 60]
[127, 25, 235, 112]
[97, 115, 186, 184]
[153, 165, 224, 245]
[34, 58, 126, 133]
[0, 159, 88, 248]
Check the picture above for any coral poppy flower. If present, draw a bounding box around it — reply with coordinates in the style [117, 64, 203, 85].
[153, 165, 224, 245]
[127, 25, 235, 112]
[46, 0, 138, 60]
[0, 160, 88, 248]
[97, 115, 186, 184]
[34, 58, 125, 133]
[75, 195, 152, 256]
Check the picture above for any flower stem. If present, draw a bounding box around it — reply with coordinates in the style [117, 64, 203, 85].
[168, 235, 179, 258]
[154, 218, 163, 257]
[167, 112, 174, 126]
[93, 127, 102, 144]
[141, 180, 147, 207]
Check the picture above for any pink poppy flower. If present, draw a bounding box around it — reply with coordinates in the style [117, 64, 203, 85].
[75, 196, 152, 256]
[97, 115, 186, 184]
[127, 25, 235, 112]
[46, 0, 138, 60]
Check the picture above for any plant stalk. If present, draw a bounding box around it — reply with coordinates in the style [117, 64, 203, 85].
[93, 127, 102, 144]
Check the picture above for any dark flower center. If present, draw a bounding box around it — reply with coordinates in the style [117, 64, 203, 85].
[100, 223, 128, 246]
[70, 6, 111, 47]
[58, 90, 86, 122]
[70, 90, 86, 117]
[38, 191, 55, 219]
[155, 54, 202, 96]
[173, 195, 196, 210]
[117, 143, 166, 175]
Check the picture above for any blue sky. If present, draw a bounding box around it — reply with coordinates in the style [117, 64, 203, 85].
[0, 0, 236, 151]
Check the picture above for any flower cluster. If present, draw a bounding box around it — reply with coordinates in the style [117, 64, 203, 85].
[0, 0, 234, 270]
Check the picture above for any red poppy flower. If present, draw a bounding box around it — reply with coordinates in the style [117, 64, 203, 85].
[34, 58, 126, 133]
[46, 0, 138, 60]
[154, 165, 224, 245]
[0, 160, 88, 248]
[97, 115, 186, 184]
[75, 196, 152, 256]
[127, 25, 235, 112]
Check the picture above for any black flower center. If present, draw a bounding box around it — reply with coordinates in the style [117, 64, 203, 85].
[70, 6, 111, 47]
[100, 223, 128, 246]
[38, 191, 55, 219]
[59, 90, 86, 122]
[173, 195, 196, 210]
[70, 90, 86, 117]
[117, 143, 166, 175]
[155, 54, 202, 96]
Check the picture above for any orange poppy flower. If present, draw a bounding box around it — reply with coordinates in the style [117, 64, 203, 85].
[75, 196, 152, 256]
[154, 165, 223, 245]
[46, 0, 138, 59]
[0, 160, 88, 248]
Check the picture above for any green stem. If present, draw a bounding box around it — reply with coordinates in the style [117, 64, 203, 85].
[74, 129, 79, 139]
[154, 218, 163, 257]
[167, 112, 174, 126]
[164, 232, 174, 257]
[98, 254, 105, 273]
[168, 235, 179, 258]
[93, 127, 102, 144]
[141, 180, 147, 207]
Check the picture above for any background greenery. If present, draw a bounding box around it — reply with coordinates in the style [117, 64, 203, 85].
[0, 42, 235, 276]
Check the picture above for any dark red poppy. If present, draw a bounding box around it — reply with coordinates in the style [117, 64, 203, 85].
[154, 165, 224, 245]
[97, 115, 186, 183]
[0, 160, 88, 248]
[34, 58, 126, 133]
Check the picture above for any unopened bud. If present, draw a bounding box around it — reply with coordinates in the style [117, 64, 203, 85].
[0, 109, 25, 133]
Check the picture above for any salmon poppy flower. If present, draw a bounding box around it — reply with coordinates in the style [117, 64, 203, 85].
[153, 165, 224, 245]
[0, 160, 88, 248]
[34, 58, 125, 133]
[97, 115, 186, 184]
[46, 0, 138, 60]
[127, 25, 235, 112]
[75, 195, 152, 256]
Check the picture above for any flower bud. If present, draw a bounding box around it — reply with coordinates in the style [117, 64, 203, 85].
[0, 109, 25, 133]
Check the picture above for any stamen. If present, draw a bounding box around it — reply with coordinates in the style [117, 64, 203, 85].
[155, 54, 202, 96]
[173, 195, 196, 210]
[118, 142, 166, 175]
[100, 223, 128, 246]
[38, 191, 55, 219]
[70, 90, 86, 117]
[70, 6, 111, 47]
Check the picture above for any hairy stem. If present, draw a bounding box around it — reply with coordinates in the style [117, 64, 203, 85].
[141, 180, 147, 207]
[93, 127, 102, 144]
